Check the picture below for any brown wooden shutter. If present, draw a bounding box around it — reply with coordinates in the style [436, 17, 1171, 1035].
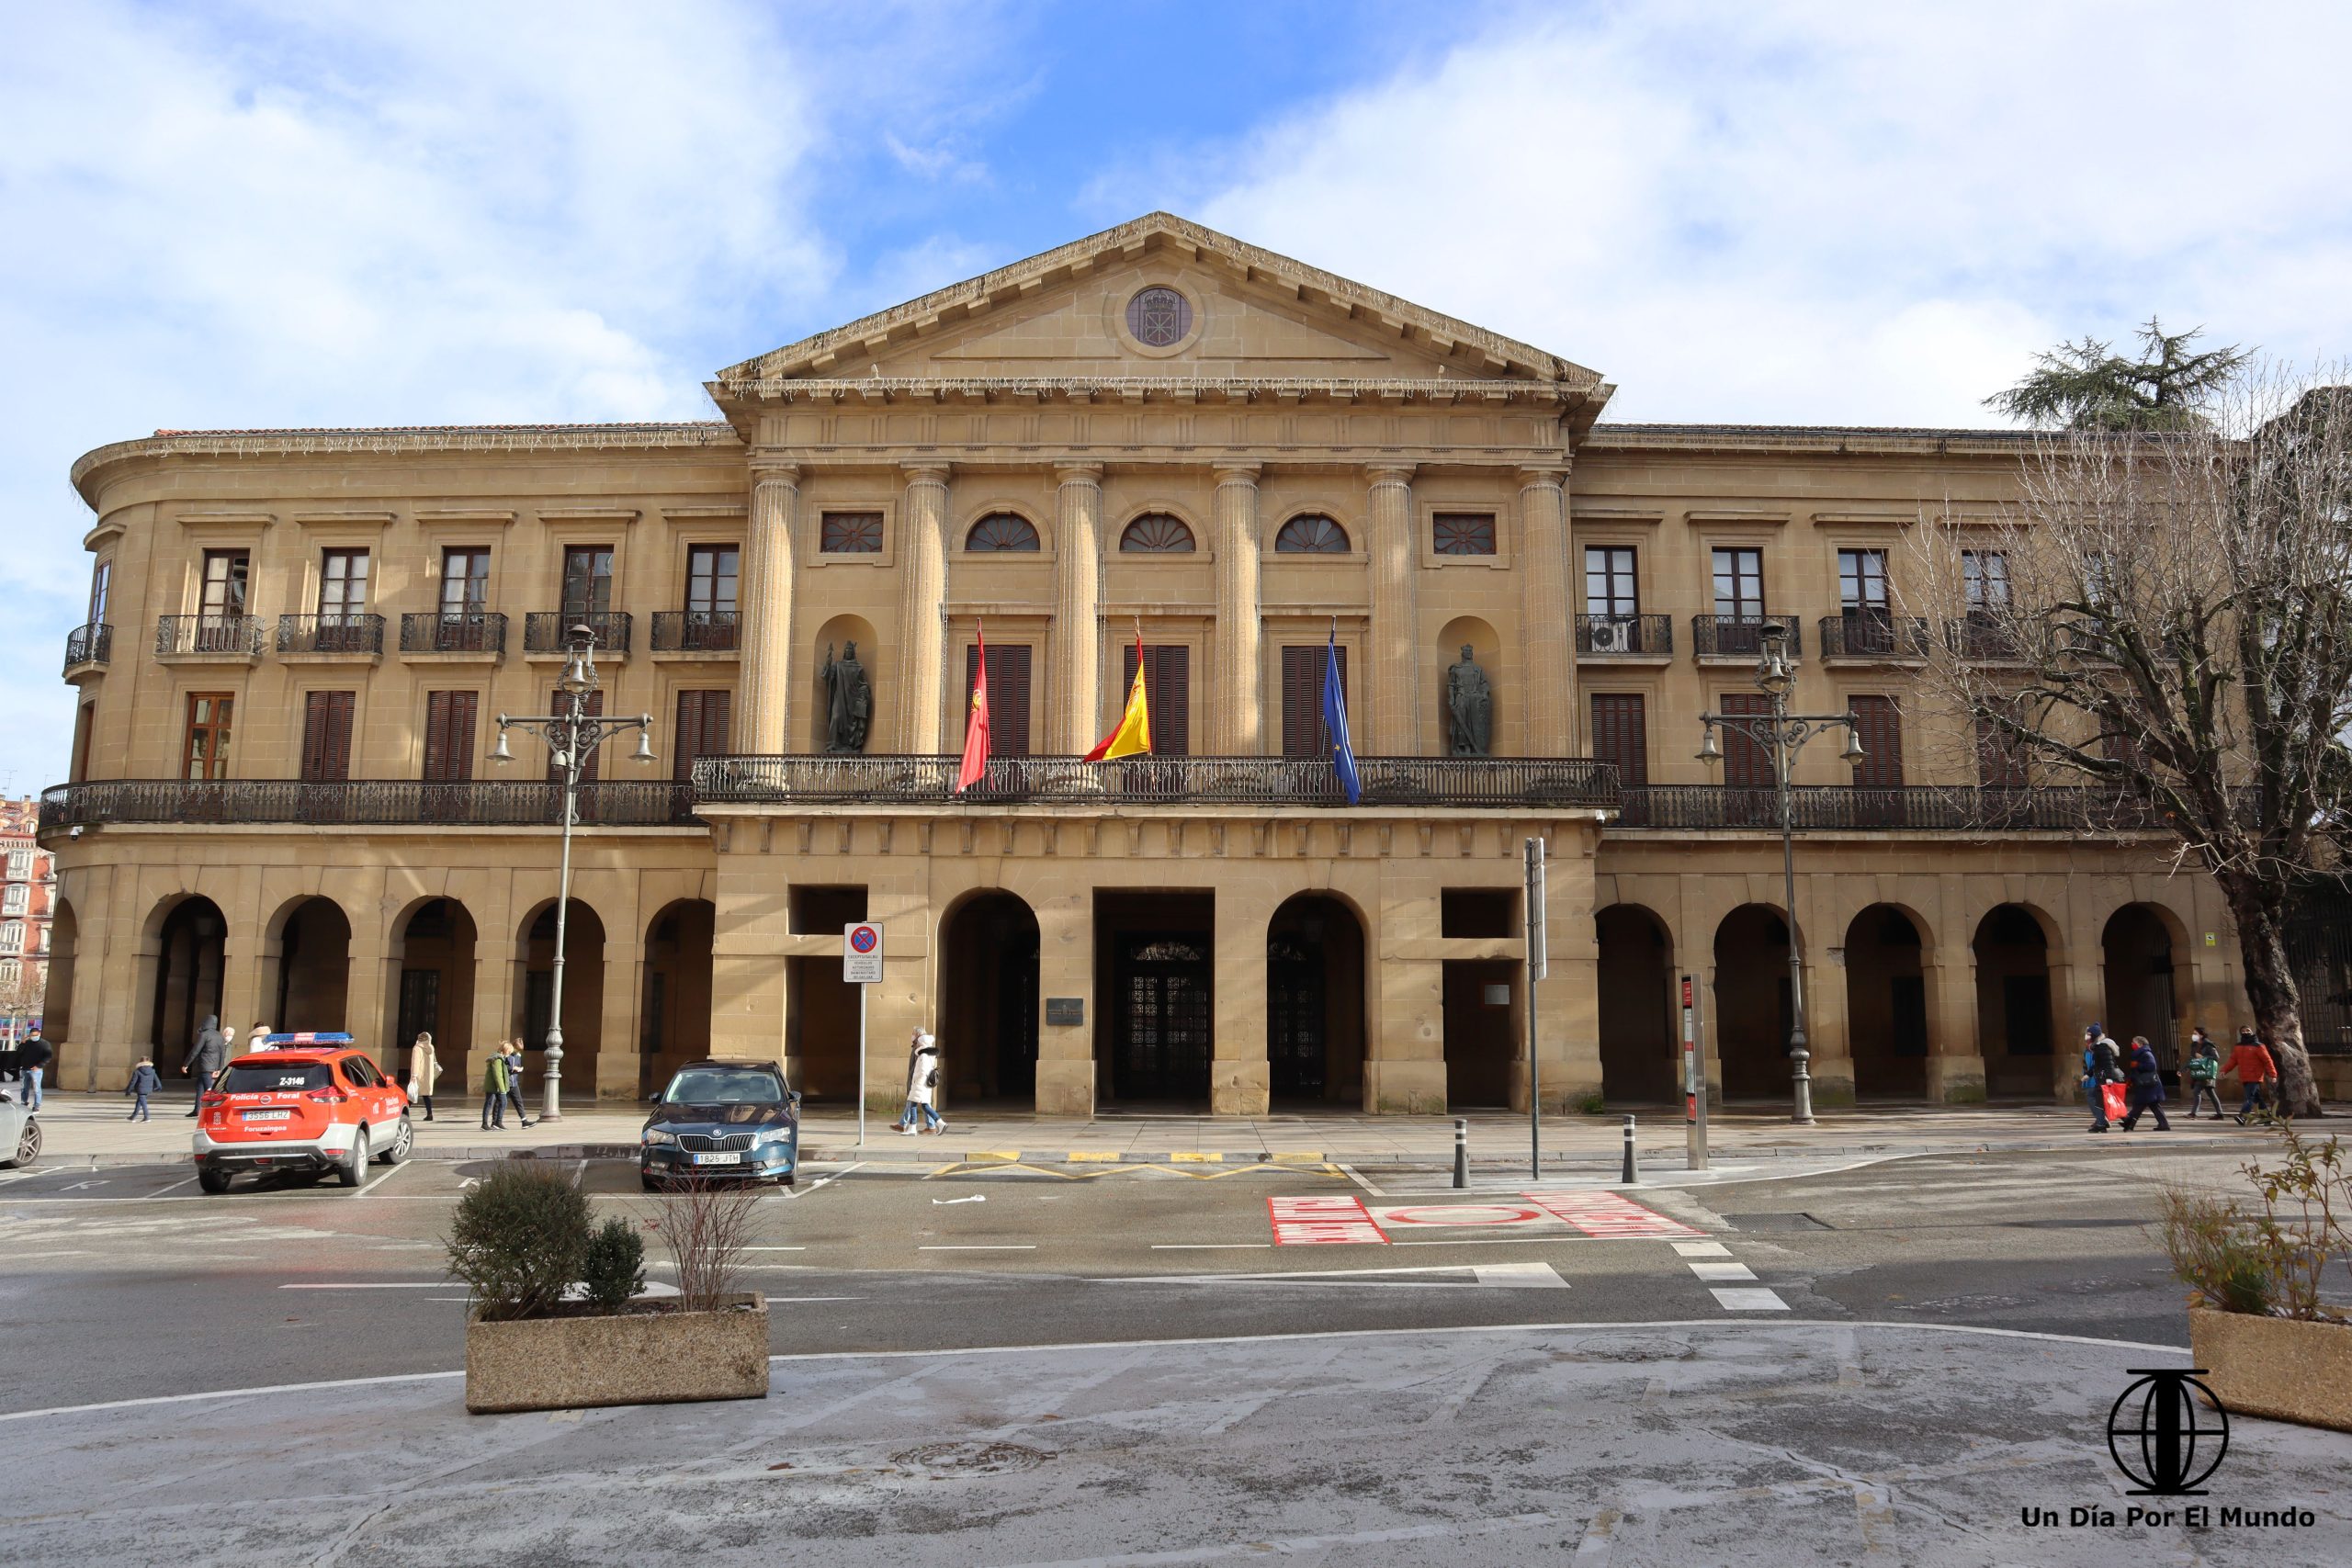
[422, 692, 477, 782]
[1849, 695, 1904, 788]
[1975, 714, 2027, 788]
[968, 644, 1033, 757]
[300, 691, 355, 783]
[1122, 644, 1190, 755]
[673, 691, 732, 783]
[548, 689, 605, 782]
[1280, 645, 1344, 758]
[1717, 693, 1772, 787]
[1589, 694, 1648, 787]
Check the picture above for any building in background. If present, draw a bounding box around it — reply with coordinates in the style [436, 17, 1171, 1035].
[0, 798, 57, 1041]
[37, 213, 2311, 1109]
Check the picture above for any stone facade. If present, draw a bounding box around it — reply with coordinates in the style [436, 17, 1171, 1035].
[40, 213, 2268, 1112]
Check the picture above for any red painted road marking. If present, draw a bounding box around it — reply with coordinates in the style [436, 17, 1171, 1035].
[1521, 1191, 1701, 1238]
[1268, 1194, 1388, 1246]
[1373, 1204, 1550, 1228]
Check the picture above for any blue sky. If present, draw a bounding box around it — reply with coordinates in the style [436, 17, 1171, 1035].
[5, 0, 2349, 776]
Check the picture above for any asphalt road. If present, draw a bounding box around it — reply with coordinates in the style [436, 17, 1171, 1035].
[0, 1143, 2249, 1417]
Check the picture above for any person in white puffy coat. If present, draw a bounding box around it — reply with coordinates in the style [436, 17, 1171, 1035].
[896, 1030, 945, 1135]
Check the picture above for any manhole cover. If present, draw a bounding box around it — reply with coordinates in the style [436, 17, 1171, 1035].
[1559, 1334, 1696, 1363]
[891, 1441, 1051, 1475]
[1728, 1213, 1834, 1232]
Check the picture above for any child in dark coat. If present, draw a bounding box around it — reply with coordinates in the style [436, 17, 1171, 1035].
[125, 1058, 162, 1122]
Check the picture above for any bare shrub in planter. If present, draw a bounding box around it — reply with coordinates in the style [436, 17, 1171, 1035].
[645, 1175, 761, 1312]
[445, 1166, 591, 1321]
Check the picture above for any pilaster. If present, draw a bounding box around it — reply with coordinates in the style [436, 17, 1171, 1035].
[739, 461, 801, 755]
[1518, 466, 1573, 756]
[1366, 464, 1419, 755]
[1051, 463, 1104, 754]
[1212, 463, 1263, 754]
[895, 464, 952, 752]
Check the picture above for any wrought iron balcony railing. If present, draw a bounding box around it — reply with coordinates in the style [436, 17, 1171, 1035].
[1611, 785, 2168, 831]
[650, 610, 741, 652]
[695, 754, 1621, 809]
[1692, 615, 1800, 659]
[1945, 615, 2026, 661]
[277, 614, 386, 655]
[1574, 614, 1673, 656]
[400, 612, 508, 654]
[1817, 614, 1929, 660]
[524, 611, 632, 654]
[63, 622, 112, 672]
[155, 615, 265, 657]
[40, 779, 695, 832]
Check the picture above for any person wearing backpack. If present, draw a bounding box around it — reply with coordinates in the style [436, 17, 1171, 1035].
[2183, 1028, 2224, 1119]
[2081, 1024, 2123, 1134]
[2226, 1028, 2278, 1123]
[896, 1030, 945, 1135]
[2118, 1034, 2172, 1132]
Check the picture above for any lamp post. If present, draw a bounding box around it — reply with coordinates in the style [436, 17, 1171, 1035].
[492, 624, 655, 1122]
[1694, 620, 1863, 1126]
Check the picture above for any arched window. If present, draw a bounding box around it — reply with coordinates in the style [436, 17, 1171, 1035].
[1274, 514, 1349, 554]
[966, 513, 1040, 553]
[1120, 513, 1195, 554]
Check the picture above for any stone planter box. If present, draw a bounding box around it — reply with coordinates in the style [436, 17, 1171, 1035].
[2188, 1304, 2352, 1433]
[465, 1292, 769, 1414]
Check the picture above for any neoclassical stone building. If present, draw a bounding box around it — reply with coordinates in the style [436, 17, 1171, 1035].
[40, 213, 2258, 1114]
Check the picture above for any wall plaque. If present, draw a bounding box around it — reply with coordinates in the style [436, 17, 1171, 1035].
[1045, 997, 1084, 1027]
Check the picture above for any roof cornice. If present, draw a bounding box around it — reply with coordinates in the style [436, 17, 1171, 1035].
[710, 375, 1594, 406]
[1585, 423, 2041, 457]
[716, 211, 1606, 391]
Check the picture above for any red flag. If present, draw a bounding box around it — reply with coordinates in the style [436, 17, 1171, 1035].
[955, 623, 991, 794]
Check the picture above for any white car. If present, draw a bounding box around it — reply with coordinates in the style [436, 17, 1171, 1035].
[0, 1085, 37, 1169]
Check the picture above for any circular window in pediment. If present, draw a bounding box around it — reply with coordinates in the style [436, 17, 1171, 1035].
[1125, 286, 1193, 348]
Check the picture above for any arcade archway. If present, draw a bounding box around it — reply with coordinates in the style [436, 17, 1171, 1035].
[1267, 894, 1365, 1107]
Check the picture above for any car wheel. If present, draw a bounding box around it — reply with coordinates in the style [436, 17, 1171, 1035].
[781, 1173, 797, 1190]
[338, 1127, 369, 1188]
[639, 1171, 663, 1193]
[378, 1116, 413, 1166]
[197, 1168, 232, 1195]
[3, 1118, 37, 1169]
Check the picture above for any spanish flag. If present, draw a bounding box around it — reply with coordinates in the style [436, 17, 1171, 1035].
[954, 623, 991, 794]
[1084, 629, 1153, 761]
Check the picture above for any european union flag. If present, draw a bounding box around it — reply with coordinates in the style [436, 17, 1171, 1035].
[1323, 626, 1361, 806]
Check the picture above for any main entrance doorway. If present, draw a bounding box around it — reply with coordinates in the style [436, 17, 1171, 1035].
[1095, 891, 1214, 1105]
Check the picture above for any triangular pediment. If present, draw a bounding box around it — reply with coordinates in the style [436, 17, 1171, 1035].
[713, 212, 1604, 393]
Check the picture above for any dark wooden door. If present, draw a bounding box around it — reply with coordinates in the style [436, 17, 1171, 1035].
[1850, 695, 1904, 787]
[966, 643, 1032, 757]
[1280, 645, 1346, 758]
[1268, 934, 1325, 1099]
[422, 692, 477, 782]
[1114, 935, 1213, 1100]
[300, 691, 355, 783]
[1121, 644, 1191, 755]
[673, 691, 731, 783]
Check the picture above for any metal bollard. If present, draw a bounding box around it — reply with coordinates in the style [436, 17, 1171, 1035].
[1453, 1118, 1469, 1190]
[1621, 1114, 1637, 1185]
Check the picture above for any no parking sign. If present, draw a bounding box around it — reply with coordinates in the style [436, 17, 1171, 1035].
[843, 921, 884, 984]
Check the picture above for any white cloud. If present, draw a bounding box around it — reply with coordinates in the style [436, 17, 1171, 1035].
[1192, 1, 2352, 427]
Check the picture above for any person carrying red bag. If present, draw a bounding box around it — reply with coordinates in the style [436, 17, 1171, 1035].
[2081, 1024, 2126, 1134]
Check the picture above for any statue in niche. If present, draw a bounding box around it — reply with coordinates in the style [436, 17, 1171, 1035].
[1445, 645, 1493, 756]
[820, 641, 871, 754]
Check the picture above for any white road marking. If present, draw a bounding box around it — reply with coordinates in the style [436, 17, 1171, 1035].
[918, 1244, 1036, 1251]
[1710, 1287, 1791, 1311]
[358, 1161, 415, 1196]
[1336, 1163, 1386, 1197]
[279, 1283, 447, 1290]
[1688, 1261, 1758, 1283]
[801, 1162, 862, 1192]
[1150, 1243, 1274, 1250]
[152, 1176, 199, 1197]
[1671, 1240, 1730, 1258]
[741, 1246, 808, 1251]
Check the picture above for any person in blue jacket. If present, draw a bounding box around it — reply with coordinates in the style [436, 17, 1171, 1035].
[2118, 1034, 2172, 1132]
[124, 1057, 162, 1121]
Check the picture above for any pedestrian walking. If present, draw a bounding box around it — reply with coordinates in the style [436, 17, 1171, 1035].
[2184, 1028, 2224, 1119]
[481, 1045, 511, 1130]
[2081, 1024, 2123, 1134]
[502, 1039, 536, 1128]
[2227, 1028, 2278, 1123]
[17, 1028, 51, 1111]
[405, 1032, 440, 1122]
[2118, 1034, 2172, 1132]
[896, 1029, 945, 1134]
[124, 1057, 161, 1121]
[247, 1021, 274, 1054]
[181, 1013, 228, 1116]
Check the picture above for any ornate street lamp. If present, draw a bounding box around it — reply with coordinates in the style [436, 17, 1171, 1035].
[492, 625, 654, 1122]
[1694, 620, 1864, 1126]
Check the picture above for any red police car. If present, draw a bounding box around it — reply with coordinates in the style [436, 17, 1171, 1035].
[193, 1033, 413, 1193]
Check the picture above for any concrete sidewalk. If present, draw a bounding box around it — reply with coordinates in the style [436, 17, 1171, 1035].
[25, 1089, 2313, 1168]
[2, 1319, 2343, 1566]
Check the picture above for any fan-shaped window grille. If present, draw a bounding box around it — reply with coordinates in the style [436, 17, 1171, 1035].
[1125, 287, 1193, 347]
[820, 512, 884, 554]
[966, 513, 1040, 553]
[1120, 513, 1196, 554]
[1274, 514, 1349, 554]
[1432, 512, 1498, 556]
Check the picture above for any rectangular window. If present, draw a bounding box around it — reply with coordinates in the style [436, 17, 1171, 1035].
[0, 924, 20, 955]
[1962, 550, 2009, 610]
[1838, 549, 1889, 612]
[6, 850, 28, 881]
[1584, 547, 1639, 617]
[1280, 645, 1348, 758]
[300, 691, 356, 783]
[72, 702, 95, 784]
[685, 545, 740, 614]
[1120, 644, 1191, 756]
[560, 547, 614, 616]
[2, 887, 25, 918]
[966, 643, 1034, 758]
[199, 550, 250, 617]
[1712, 548, 1765, 619]
[1432, 513, 1498, 556]
[183, 693, 234, 781]
[672, 690, 733, 784]
[1589, 694, 1648, 788]
[88, 559, 112, 625]
[820, 513, 884, 554]
[1718, 693, 1772, 788]
[317, 549, 370, 619]
[439, 548, 491, 615]
[1849, 695, 1905, 788]
[421, 692, 477, 782]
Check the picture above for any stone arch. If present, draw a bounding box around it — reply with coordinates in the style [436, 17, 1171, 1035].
[1713, 903, 1803, 1100]
[1272, 513, 1350, 554]
[1117, 511, 1197, 553]
[964, 511, 1043, 554]
[938, 889, 1041, 1104]
[808, 613, 880, 754]
[1435, 615, 1503, 756]
[1267, 892, 1367, 1107]
[390, 897, 479, 1091]
[1596, 903, 1677, 1102]
[1974, 903, 2056, 1098]
[261, 895, 352, 1036]
[642, 897, 717, 1098]
[1845, 904, 1929, 1100]
[514, 897, 608, 1104]
[142, 894, 227, 1089]
[2103, 902, 2190, 1067]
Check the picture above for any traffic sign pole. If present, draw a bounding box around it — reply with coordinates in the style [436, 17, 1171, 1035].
[843, 922, 886, 1148]
[1523, 837, 1547, 1180]
[1682, 972, 1709, 1170]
